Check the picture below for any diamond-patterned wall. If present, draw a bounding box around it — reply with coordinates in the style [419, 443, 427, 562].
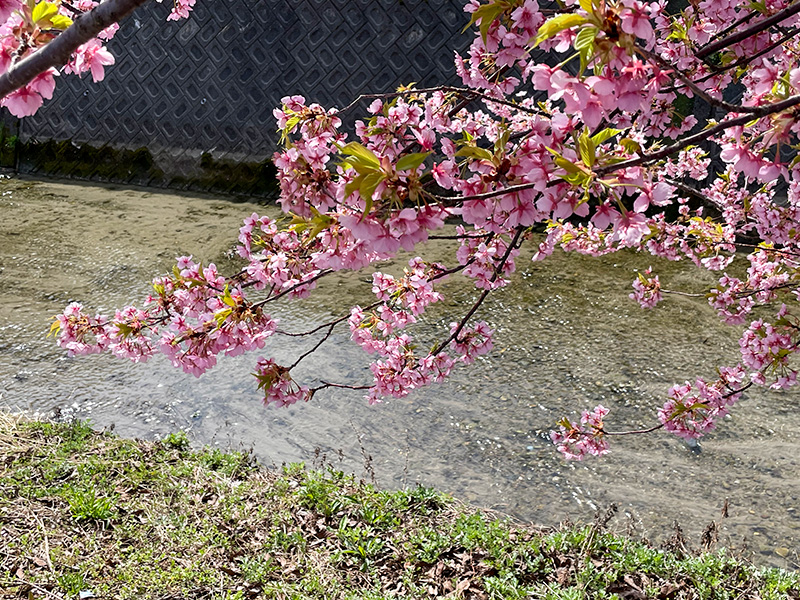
[15, 0, 472, 194]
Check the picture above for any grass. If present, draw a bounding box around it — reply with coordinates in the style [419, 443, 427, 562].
[0, 413, 798, 599]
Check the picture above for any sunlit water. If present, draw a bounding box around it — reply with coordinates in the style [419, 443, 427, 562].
[1, 175, 797, 567]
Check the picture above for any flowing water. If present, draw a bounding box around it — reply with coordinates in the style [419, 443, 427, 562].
[1, 175, 798, 567]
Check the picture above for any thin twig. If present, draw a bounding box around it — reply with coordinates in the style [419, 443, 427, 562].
[706, 9, 759, 45]
[12, 579, 61, 600]
[595, 92, 800, 176]
[311, 381, 372, 393]
[32, 512, 54, 573]
[289, 322, 338, 370]
[428, 232, 494, 241]
[430, 181, 540, 203]
[251, 269, 333, 308]
[603, 382, 753, 436]
[338, 85, 546, 117]
[431, 225, 526, 355]
[277, 302, 381, 338]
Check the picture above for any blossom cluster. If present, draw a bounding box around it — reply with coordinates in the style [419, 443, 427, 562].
[550, 405, 610, 461]
[658, 366, 747, 440]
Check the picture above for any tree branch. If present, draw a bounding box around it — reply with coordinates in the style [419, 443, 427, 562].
[635, 45, 760, 115]
[695, 1, 800, 60]
[338, 85, 546, 117]
[0, 0, 151, 99]
[431, 225, 526, 356]
[595, 92, 800, 176]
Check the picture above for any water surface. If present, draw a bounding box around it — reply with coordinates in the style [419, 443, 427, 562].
[1, 175, 797, 567]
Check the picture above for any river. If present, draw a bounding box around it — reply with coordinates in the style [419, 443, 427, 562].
[1, 175, 797, 567]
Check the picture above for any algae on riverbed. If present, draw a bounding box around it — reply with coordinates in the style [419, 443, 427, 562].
[1, 414, 798, 599]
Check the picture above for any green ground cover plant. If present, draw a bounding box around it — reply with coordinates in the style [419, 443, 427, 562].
[1, 413, 797, 599]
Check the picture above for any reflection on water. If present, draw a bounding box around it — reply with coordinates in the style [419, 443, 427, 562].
[0, 175, 797, 567]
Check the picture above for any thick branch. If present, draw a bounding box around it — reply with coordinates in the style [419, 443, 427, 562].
[0, 0, 151, 98]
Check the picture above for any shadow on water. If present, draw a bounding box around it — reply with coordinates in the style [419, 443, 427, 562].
[0, 175, 797, 567]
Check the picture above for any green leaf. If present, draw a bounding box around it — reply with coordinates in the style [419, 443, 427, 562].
[574, 26, 598, 73]
[620, 138, 642, 154]
[578, 0, 594, 12]
[590, 128, 622, 146]
[306, 215, 333, 240]
[214, 308, 233, 329]
[116, 322, 134, 338]
[555, 157, 583, 175]
[279, 115, 301, 143]
[573, 25, 597, 50]
[395, 151, 430, 172]
[454, 145, 494, 162]
[32, 1, 58, 24]
[535, 13, 588, 47]
[578, 132, 596, 167]
[47, 319, 60, 338]
[462, 2, 506, 44]
[562, 170, 591, 186]
[344, 174, 365, 200]
[50, 13, 72, 29]
[221, 285, 236, 307]
[340, 142, 381, 170]
[546, 147, 581, 174]
[359, 171, 385, 209]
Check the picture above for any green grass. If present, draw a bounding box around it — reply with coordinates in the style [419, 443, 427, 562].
[1, 413, 798, 599]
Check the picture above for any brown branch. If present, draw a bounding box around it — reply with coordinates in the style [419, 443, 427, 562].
[0, 0, 151, 99]
[695, 1, 800, 59]
[634, 45, 760, 115]
[310, 380, 372, 395]
[276, 302, 380, 338]
[710, 27, 800, 75]
[430, 181, 540, 203]
[431, 225, 526, 356]
[706, 9, 758, 45]
[428, 232, 494, 240]
[661, 289, 707, 298]
[251, 269, 333, 308]
[595, 91, 800, 176]
[665, 177, 725, 211]
[603, 382, 754, 436]
[289, 322, 338, 370]
[337, 85, 546, 117]
[602, 422, 665, 436]
[661, 27, 800, 94]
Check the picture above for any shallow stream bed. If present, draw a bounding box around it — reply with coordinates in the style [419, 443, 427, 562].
[1, 175, 797, 567]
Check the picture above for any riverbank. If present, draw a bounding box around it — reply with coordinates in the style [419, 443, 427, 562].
[2, 414, 798, 599]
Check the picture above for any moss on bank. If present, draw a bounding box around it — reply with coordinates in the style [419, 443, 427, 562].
[1, 415, 798, 600]
[11, 139, 279, 198]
